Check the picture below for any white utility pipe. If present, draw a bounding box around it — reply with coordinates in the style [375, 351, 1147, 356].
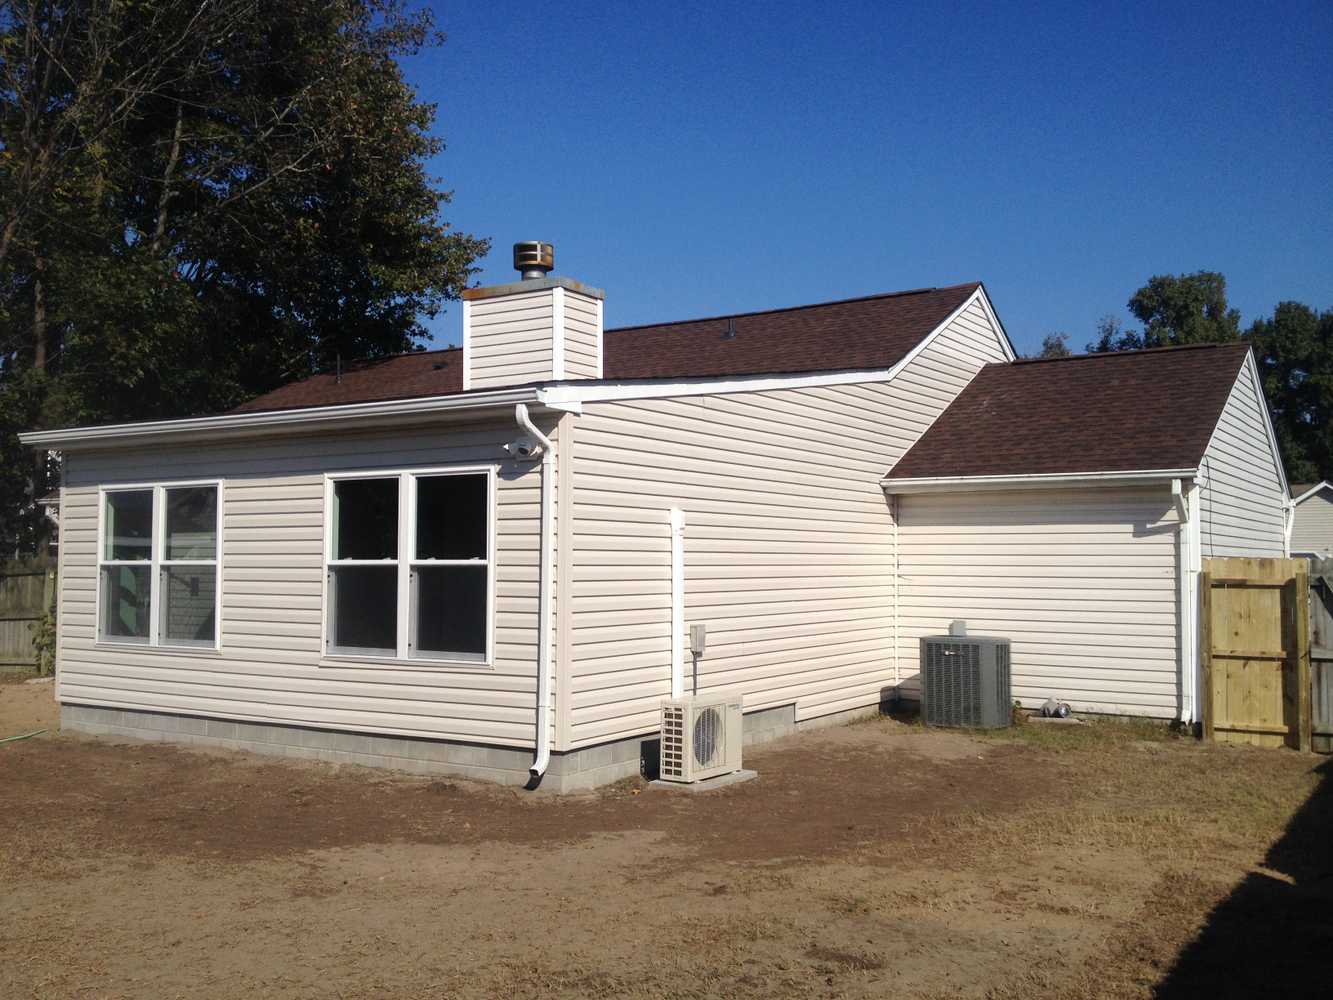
[515, 403, 555, 779]
[670, 508, 686, 699]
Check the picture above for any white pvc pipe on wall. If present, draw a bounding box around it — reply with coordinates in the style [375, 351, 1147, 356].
[515, 404, 555, 779]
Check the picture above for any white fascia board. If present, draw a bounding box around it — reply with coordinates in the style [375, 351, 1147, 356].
[880, 468, 1198, 494]
[541, 286, 995, 406]
[18, 386, 544, 451]
[1292, 480, 1333, 505]
[973, 284, 1017, 361]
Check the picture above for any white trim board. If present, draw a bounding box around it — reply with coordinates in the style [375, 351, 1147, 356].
[881, 469, 1197, 494]
[21, 386, 546, 450]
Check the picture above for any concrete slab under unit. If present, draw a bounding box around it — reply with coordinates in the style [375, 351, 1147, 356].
[648, 769, 758, 793]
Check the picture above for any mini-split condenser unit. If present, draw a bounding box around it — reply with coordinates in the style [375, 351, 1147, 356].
[660, 694, 743, 782]
[920, 632, 1012, 729]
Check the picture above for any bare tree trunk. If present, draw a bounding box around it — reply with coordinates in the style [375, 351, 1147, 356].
[152, 100, 184, 254]
[31, 252, 48, 525]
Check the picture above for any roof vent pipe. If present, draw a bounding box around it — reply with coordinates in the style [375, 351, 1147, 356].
[514, 240, 554, 280]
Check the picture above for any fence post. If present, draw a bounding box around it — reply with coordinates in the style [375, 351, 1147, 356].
[1200, 570, 1213, 742]
[1295, 563, 1311, 752]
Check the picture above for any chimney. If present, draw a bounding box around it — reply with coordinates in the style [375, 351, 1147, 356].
[461, 241, 604, 390]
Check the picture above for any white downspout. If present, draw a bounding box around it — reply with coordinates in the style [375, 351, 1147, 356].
[1282, 499, 1295, 557]
[1172, 479, 1199, 725]
[515, 403, 554, 779]
[891, 495, 900, 687]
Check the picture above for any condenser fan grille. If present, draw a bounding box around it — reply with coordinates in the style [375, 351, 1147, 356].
[692, 707, 722, 766]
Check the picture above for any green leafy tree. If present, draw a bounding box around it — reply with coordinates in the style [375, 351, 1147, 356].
[1246, 302, 1333, 484]
[1031, 332, 1072, 359]
[0, 0, 488, 553]
[1086, 272, 1241, 352]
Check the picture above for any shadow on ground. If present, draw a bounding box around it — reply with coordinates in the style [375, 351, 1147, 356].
[1155, 756, 1333, 998]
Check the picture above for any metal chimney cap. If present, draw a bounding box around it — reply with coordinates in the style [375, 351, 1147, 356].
[514, 240, 554, 280]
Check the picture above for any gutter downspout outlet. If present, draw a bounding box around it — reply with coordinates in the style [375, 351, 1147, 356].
[515, 403, 555, 782]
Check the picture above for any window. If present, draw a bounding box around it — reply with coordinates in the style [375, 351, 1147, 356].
[324, 468, 493, 664]
[98, 483, 221, 648]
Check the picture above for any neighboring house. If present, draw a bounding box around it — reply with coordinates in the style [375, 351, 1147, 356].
[19, 252, 1290, 790]
[1290, 482, 1333, 557]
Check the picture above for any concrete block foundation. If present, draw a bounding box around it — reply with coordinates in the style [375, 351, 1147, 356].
[61, 695, 896, 793]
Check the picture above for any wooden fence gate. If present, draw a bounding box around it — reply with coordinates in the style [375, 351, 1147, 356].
[1200, 557, 1311, 750]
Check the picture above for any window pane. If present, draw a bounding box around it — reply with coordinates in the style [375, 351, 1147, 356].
[329, 565, 398, 653]
[413, 565, 487, 658]
[416, 474, 487, 560]
[165, 486, 217, 561]
[161, 565, 216, 646]
[100, 565, 151, 641]
[333, 478, 398, 561]
[104, 490, 153, 561]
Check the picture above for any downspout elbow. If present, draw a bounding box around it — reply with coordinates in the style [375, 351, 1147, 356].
[515, 403, 555, 780]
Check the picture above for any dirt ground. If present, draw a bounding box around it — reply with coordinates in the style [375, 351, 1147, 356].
[2, 677, 1330, 999]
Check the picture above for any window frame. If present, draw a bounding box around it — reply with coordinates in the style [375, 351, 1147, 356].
[95, 479, 223, 652]
[321, 465, 497, 669]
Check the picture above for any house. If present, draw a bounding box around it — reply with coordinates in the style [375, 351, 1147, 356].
[1289, 482, 1333, 557]
[19, 246, 1290, 790]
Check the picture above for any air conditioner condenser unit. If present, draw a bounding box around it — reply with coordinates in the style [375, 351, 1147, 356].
[660, 694, 743, 783]
[920, 633, 1012, 729]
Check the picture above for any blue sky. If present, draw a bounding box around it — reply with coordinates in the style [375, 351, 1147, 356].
[405, 1, 1332, 355]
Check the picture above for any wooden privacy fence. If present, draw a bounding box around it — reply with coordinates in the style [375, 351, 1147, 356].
[1200, 557, 1311, 750]
[0, 562, 56, 669]
[1311, 571, 1333, 753]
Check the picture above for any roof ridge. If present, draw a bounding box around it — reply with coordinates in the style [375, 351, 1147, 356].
[1010, 341, 1249, 366]
[605, 282, 981, 334]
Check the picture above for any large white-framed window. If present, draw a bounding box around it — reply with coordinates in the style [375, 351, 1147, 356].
[323, 465, 495, 666]
[97, 481, 222, 650]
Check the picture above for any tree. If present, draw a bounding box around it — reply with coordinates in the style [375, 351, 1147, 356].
[1086, 272, 1241, 353]
[1030, 332, 1072, 359]
[1246, 302, 1333, 484]
[1087, 315, 1142, 353]
[0, 1, 488, 553]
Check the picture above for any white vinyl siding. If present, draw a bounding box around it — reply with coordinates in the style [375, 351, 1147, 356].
[467, 290, 554, 390]
[1198, 361, 1287, 558]
[567, 296, 1009, 747]
[897, 486, 1181, 718]
[1291, 489, 1333, 556]
[563, 291, 601, 380]
[56, 416, 562, 750]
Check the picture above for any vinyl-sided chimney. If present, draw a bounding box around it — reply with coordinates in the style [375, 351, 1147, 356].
[461, 241, 605, 390]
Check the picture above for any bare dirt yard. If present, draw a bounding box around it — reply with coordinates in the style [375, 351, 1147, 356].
[2, 676, 1330, 999]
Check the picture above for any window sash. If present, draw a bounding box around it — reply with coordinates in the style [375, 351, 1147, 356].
[324, 467, 494, 665]
[97, 482, 221, 649]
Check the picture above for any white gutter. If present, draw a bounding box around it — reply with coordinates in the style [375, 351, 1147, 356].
[18, 385, 549, 451]
[514, 403, 555, 780]
[881, 468, 1198, 494]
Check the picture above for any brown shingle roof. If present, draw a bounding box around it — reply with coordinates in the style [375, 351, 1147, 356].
[884, 343, 1252, 480]
[233, 283, 983, 413]
[602, 283, 981, 380]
